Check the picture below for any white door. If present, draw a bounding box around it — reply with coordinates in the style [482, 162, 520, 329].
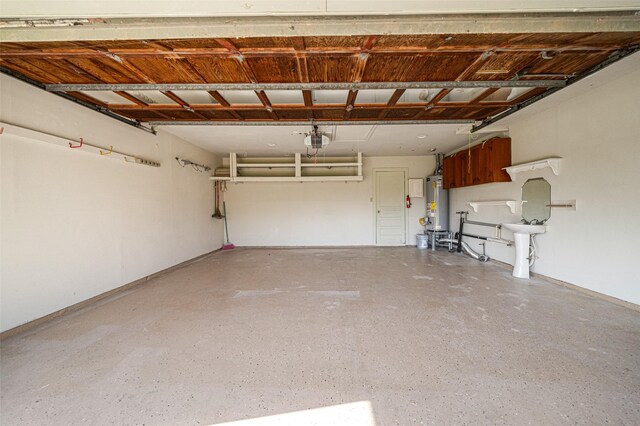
[375, 170, 406, 245]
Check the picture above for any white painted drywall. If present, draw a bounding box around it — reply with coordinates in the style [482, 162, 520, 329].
[223, 156, 434, 246]
[0, 75, 223, 332]
[448, 55, 640, 305]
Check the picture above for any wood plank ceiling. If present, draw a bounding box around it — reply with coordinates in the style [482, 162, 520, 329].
[1, 32, 639, 126]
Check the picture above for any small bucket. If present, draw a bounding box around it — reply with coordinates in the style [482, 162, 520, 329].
[416, 234, 429, 250]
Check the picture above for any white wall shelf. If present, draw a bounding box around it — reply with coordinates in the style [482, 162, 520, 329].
[503, 157, 561, 180]
[469, 200, 518, 214]
[211, 152, 363, 183]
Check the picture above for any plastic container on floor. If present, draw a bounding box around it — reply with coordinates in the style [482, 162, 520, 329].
[416, 234, 429, 250]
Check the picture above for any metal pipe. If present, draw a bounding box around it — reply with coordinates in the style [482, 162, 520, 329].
[456, 232, 512, 246]
[464, 220, 501, 228]
[438, 238, 490, 262]
[45, 80, 565, 92]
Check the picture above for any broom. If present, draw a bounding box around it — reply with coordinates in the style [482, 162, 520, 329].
[222, 202, 235, 250]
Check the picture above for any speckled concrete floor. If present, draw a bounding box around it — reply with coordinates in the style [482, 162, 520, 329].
[2, 247, 639, 425]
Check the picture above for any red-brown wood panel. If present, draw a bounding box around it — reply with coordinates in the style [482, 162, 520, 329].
[121, 57, 202, 83]
[361, 55, 413, 81]
[194, 110, 238, 120]
[307, 56, 359, 82]
[304, 36, 366, 49]
[236, 109, 275, 120]
[65, 58, 143, 84]
[245, 57, 300, 82]
[486, 137, 512, 183]
[0, 58, 59, 83]
[471, 52, 539, 80]
[442, 155, 456, 189]
[231, 37, 297, 49]
[527, 51, 611, 75]
[185, 57, 249, 83]
[350, 108, 385, 119]
[372, 35, 448, 49]
[274, 109, 310, 120]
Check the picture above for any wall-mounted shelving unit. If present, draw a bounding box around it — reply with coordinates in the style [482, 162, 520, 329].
[469, 200, 519, 214]
[211, 152, 363, 183]
[503, 158, 561, 180]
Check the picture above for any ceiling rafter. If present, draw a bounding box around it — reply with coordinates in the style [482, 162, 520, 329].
[255, 90, 279, 120]
[343, 89, 359, 120]
[66, 91, 107, 108]
[207, 90, 244, 120]
[215, 37, 259, 83]
[302, 89, 314, 120]
[101, 53, 156, 84]
[160, 91, 208, 119]
[469, 88, 500, 103]
[412, 89, 452, 119]
[378, 89, 406, 119]
[114, 90, 147, 106]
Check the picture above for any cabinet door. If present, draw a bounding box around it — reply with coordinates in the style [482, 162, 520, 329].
[487, 138, 512, 182]
[455, 151, 469, 187]
[470, 144, 489, 186]
[442, 155, 455, 189]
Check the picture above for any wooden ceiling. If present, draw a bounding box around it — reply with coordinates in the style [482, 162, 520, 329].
[1, 32, 639, 127]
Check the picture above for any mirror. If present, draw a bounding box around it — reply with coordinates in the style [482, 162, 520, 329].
[521, 178, 551, 224]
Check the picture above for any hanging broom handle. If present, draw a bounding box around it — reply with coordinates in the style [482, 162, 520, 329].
[223, 202, 230, 243]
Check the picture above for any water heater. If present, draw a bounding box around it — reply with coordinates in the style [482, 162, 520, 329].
[425, 175, 448, 231]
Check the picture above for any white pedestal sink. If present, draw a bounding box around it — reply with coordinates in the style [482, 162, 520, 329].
[502, 223, 546, 279]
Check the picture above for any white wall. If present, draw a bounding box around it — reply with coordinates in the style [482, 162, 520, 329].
[449, 55, 640, 305]
[0, 75, 224, 332]
[223, 156, 434, 246]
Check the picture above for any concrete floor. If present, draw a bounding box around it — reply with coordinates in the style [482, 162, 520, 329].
[2, 247, 639, 425]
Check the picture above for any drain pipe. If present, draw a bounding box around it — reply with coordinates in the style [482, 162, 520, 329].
[438, 238, 490, 262]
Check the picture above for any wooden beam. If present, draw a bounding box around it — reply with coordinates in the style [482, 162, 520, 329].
[469, 88, 499, 103]
[378, 89, 406, 119]
[455, 51, 494, 81]
[293, 36, 310, 84]
[114, 90, 148, 106]
[207, 90, 243, 120]
[114, 91, 183, 120]
[102, 53, 156, 84]
[66, 91, 107, 107]
[215, 37, 259, 83]
[351, 35, 378, 83]
[302, 90, 314, 120]
[255, 90, 279, 120]
[343, 89, 359, 120]
[160, 91, 208, 119]
[411, 88, 451, 119]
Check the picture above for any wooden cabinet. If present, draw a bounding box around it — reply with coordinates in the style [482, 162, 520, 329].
[442, 155, 456, 189]
[442, 137, 511, 189]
